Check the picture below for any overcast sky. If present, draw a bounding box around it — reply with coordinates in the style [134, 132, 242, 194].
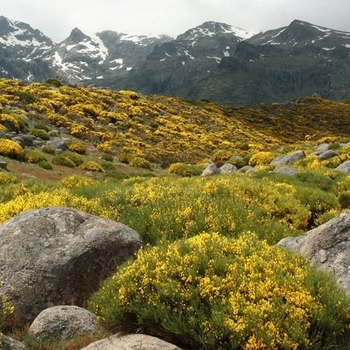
[2, 0, 350, 42]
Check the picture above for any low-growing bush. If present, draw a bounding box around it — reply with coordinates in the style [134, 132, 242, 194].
[63, 151, 84, 166]
[0, 139, 24, 160]
[24, 149, 47, 164]
[212, 149, 233, 162]
[0, 172, 18, 185]
[52, 154, 76, 168]
[100, 161, 115, 171]
[29, 128, 50, 140]
[168, 162, 202, 177]
[0, 282, 14, 339]
[129, 156, 151, 169]
[249, 151, 275, 167]
[80, 161, 104, 172]
[33, 123, 51, 132]
[41, 145, 56, 154]
[89, 232, 350, 350]
[0, 113, 20, 132]
[101, 153, 113, 162]
[38, 160, 53, 170]
[67, 142, 86, 154]
[44, 78, 62, 87]
[15, 91, 35, 104]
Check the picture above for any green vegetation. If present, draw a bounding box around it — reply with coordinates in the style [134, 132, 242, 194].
[0, 78, 349, 349]
[0, 283, 14, 346]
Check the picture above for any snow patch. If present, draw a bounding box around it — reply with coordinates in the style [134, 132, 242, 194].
[184, 50, 195, 59]
[206, 56, 221, 63]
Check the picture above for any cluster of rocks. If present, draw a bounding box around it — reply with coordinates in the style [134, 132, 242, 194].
[201, 142, 350, 176]
[1, 205, 350, 349]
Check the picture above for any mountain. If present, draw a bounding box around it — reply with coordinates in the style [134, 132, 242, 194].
[190, 20, 350, 105]
[42, 28, 172, 85]
[0, 16, 349, 105]
[113, 21, 255, 96]
[0, 15, 171, 85]
[0, 15, 56, 80]
[121, 19, 350, 105]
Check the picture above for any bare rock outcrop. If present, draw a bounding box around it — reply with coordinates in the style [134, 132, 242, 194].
[277, 211, 350, 294]
[0, 207, 143, 325]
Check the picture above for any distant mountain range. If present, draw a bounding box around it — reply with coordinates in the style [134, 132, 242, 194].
[0, 15, 349, 105]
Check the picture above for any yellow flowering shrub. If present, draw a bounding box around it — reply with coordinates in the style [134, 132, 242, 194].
[248, 151, 275, 166]
[0, 113, 20, 132]
[80, 161, 104, 172]
[168, 162, 202, 177]
[89, 232, 350, 350]
[67, 142, 86, 154]
[0, 188, 101, 224]
[59, 175, 96, 189]
[0, 139, 24, 160]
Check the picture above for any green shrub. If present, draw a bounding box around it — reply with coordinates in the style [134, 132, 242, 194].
[33, 123, 51, 132]
[89, 232, 350, 350]
[168, 162, 202, 177]
[41, 145, 56, 154]
[0, 139, 24, 160]
[62, 151, 83, 166]
[80, 161, 104, 172]
[29, 128, 50, 140]
[24, 149, 47, 164]
[100, 161, 115, 171]
[52, 154, 76, 168]
[15, 91, 35, 104]
[101, 153, 113, 162]
[44, 78, 62, 87]
[38, 160, 53, 170]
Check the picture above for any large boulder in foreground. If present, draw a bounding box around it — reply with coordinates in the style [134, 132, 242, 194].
[277, 211, 350, 294]
[81, 333, 183, 350]
[0, 207, 143, 325]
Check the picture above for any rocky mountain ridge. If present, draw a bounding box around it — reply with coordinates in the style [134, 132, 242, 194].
[0, 16, 349, 105]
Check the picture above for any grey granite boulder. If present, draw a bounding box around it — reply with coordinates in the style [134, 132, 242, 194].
[277, 211, 350, 294]
[28, 305, 103, 341]
[0, 207, 142, 325]
[317, 149, 337, 160]
[335, 160, 350, 173]
[1, 336, 28, 350]
[80, 333, 183, 350]
[270, 150, 305, 169]
[201, 163, 220, 176]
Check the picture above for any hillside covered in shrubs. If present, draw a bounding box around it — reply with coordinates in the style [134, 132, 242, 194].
[1, 78, 350, 349]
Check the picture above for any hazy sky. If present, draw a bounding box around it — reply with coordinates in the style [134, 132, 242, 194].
[1, 0, 350, 42]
